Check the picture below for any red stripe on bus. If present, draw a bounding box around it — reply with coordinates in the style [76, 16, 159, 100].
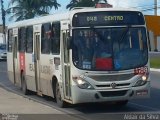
[19, 53, 25, 72]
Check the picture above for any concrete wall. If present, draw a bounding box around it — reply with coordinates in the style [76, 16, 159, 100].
[149, 31, 155, 51]
[0, 25, 7, 44]
[157, 37, 160, 51]
[0, 33, 4, 44]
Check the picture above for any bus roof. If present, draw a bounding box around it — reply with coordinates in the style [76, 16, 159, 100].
[8, 7, 141, 29]
[71, 7, 140, 13]
[8, 12, 70, 28]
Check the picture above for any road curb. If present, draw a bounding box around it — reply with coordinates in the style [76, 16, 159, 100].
[150, 68, 160, 72]
[149, 52, 160, 54]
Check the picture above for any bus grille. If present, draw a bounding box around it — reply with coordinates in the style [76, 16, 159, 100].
[88, 73, 134, 82]
[96, 83, 130, 88]
[100, 90, 128, 97]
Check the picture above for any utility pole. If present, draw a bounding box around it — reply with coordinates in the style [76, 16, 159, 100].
[154, 0, 157, 15]
[0, 0, 6, 44]
[154, 0, 158, 51]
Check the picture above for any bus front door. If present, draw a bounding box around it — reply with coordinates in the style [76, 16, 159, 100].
[34, 33, 42, 95]
[62, 30, 71, 100]
[13, 36, 19, 85]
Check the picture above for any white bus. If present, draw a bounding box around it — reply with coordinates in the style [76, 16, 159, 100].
[7, 8, 150, 107]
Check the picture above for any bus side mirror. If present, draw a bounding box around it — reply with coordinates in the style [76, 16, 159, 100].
[67, 36, 72, 50]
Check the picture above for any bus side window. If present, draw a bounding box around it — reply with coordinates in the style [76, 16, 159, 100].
[26, 26, 33, 53]
[19, 27, 26, 52]
[41, 23, 51, 54]
[51, 22, 60, 54]
[8, 29, 13, 52]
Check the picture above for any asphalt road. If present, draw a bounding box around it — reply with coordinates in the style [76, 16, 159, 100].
[0, 61, 160, 120]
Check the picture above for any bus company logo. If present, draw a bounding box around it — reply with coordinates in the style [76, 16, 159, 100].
[110, 83, 117, 89]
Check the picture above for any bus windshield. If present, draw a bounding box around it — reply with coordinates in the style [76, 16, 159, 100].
[72, 27, 148, 71]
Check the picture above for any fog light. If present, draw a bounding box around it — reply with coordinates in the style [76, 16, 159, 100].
[136, 90, 148, 96]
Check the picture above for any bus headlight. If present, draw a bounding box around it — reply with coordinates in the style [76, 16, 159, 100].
[133, 75, 148, 87]
[73, 77, 94, 89]
[142, 75, 147, 81]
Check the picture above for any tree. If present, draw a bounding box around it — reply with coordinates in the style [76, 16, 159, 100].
[6, 0, 61, 21]
[66, 0, 107, 10]
[0, 0, 6, 43]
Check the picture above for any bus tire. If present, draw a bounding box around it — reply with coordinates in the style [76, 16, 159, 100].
[55, 82, 67, 108]
[21, 73, 29, 95]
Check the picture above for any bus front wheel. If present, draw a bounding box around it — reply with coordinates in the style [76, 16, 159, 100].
[55, 82, 67, 108]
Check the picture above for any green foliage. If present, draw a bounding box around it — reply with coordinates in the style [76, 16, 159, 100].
[6, 0, 61, 21]
[66, 0, 107, 10]
[150, 57, 160, 68]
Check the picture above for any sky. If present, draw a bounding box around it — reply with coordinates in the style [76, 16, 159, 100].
[52, 0, 160, 15]
[108, 0, 158, 14]
[0, 0, 160, 24]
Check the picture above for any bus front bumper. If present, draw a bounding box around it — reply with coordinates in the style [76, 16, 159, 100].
[71, 82, 150, 104]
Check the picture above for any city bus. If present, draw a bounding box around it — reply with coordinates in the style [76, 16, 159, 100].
[7, 8, 150, 107]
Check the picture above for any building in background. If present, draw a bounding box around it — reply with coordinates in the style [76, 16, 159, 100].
[145, 15, 160, 52]
[0, 33, 4, 44]
[0, 24, 7, 44]
[0, 25, 4, 33]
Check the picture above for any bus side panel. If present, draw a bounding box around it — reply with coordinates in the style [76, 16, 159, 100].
[47, 55, 62, 97]
[40, 54, 52, 96]
[25, 53, 36, 92]
[16, 52, 21, 87]
[7, 52, 14, 83]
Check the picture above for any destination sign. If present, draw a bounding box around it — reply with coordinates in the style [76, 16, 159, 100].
[72, 11, 145, 27]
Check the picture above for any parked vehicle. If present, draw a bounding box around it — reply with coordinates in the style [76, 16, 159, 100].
[0, 44, 7, 60]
